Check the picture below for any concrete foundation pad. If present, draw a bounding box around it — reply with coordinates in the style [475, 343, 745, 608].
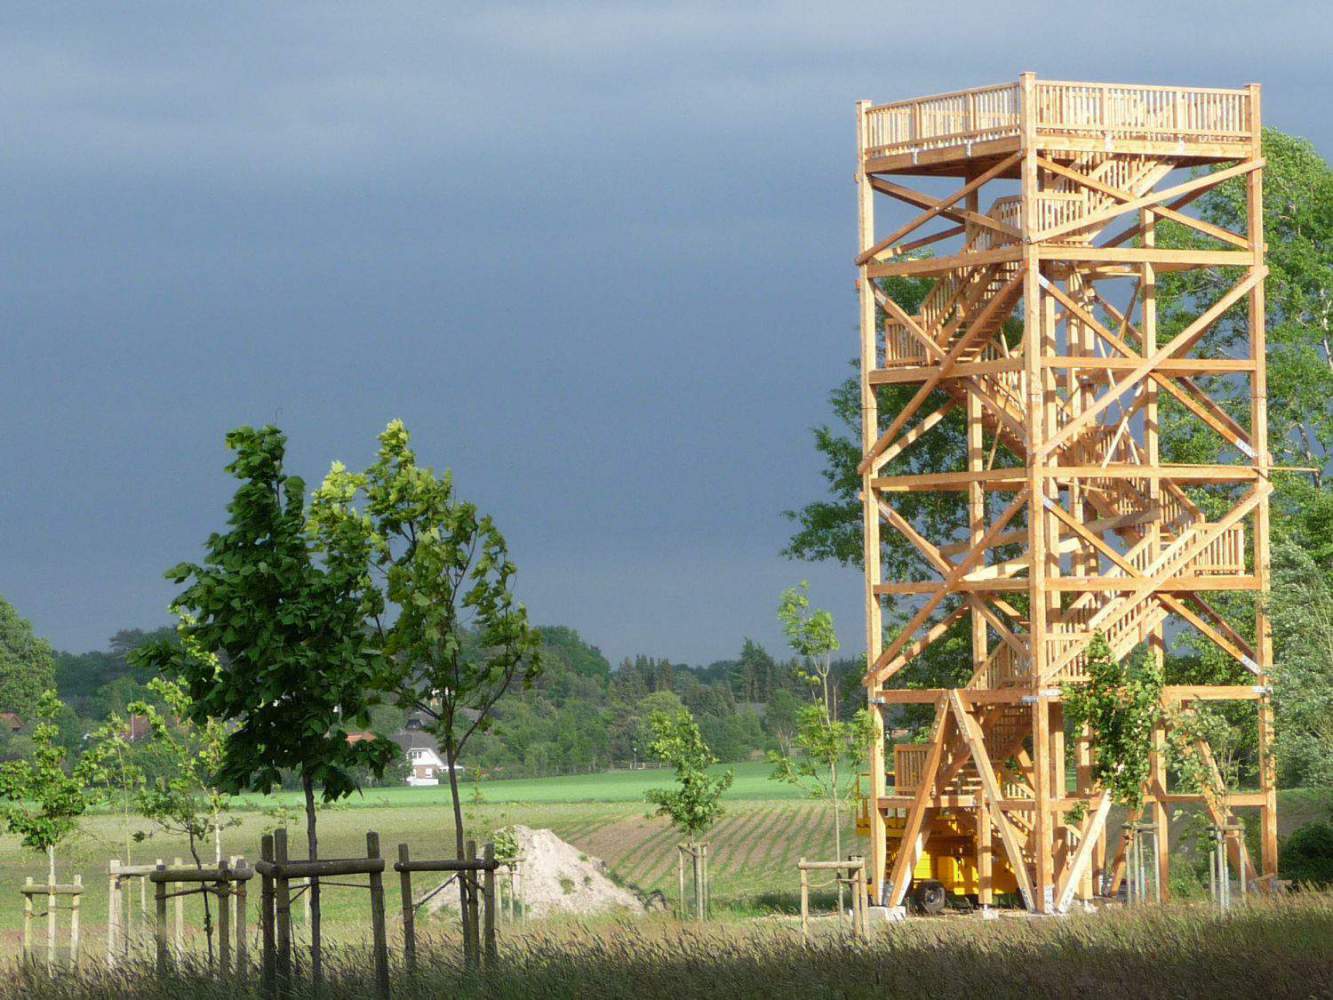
[867, 905, 907, 923]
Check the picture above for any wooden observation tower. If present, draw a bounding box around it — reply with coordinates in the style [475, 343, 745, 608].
[855, 74, 1275, 914]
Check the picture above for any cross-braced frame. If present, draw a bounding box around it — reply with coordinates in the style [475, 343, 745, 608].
[855, 74, 1275, 914]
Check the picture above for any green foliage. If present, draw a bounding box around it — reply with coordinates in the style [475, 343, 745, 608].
[777, 583, 842, 718]
[134, 426, 399, 805]
[78, 711, 147, 862]
[309, 422, 541, 775]
[491, 826, 521, 863]
[1268, 539, 1333, 789]
[644, 709, 733, 841]
[0, 690, 87, 860]
[767, 705, 874, 804]
[1063, 635, 1163, 809]
[128, 664, 238, 863]
[1279, 820, 1333, 884]
[0, 595, 56, 721]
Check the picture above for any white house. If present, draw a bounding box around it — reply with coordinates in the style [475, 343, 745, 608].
[391, 728, 463, 787]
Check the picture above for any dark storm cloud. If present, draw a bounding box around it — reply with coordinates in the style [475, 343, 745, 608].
[1, 1, 1328, 664]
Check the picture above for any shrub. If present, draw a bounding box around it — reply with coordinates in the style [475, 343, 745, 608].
[1280, 821, 1333, 885]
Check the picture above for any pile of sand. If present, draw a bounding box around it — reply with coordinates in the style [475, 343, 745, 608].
[424, 825, 646, 920]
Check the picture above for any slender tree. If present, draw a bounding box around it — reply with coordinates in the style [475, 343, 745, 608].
[310, 419, 540, 963]
[778, 582, 841, 718]
[0, 690, 88, 885]
[134, 425, 398, 990]
[644, 708, 733, 919]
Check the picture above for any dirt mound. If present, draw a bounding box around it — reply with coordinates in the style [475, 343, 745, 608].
[425, 825, 645, 920]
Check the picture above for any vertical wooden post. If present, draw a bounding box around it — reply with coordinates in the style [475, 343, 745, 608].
[70, 876, 81, 969]
[22, 878, 33, 965]
[483, 842, 498, 969]
[799, 859, 809, 943]
[274, 829, 292, 997]
[398, 844, 416, 974]
[465, 839, 480, 960]
[172, 857, 184, 954]
[1245, 82, 1278, 883]
[677, 847, 686, 920]
[261, 833, 276, 998]
[856, 96, 888, 908]
[1019, 68, 1051, 915]
[107, 863, 119, 968]
[47, 872, 56, 972]
[155, 865, 168, 976]
[700, 843, 709, 920]
[366, 832, 391, 1000]
[236, 870, 248, 970]
[124, 872, 133, 957]
[230, 856, 240, 933]
[217, 861, 232, 976]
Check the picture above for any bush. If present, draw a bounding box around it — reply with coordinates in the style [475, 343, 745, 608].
[1280, 821, 1333, 885]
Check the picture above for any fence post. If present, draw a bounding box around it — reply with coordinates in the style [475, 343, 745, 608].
[172, 858, 184, 954]
[22, 879, 32, 965]
[217, 860, 232, 975]
[107, 863, 119, 968]
[70, 875, 81, 969]
[235, 867, 248, 971]
[155, 864, 168, 976]
[366, 832, 391, 1000]
[701, 843, 709, 920]
[799, 859, 809, 944]
[274, 829, 292, 997]
[398, 843, 416, 975]
[47, 873, 56, 972]
[483, 842, 497, 969]
[261, 834, 276, 998]
[677, 847, 686, 920]
[465, 840, 480, 965]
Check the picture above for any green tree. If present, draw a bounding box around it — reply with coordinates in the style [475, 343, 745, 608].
[645, 708, 733, 919]
[645, 708, 732, 838]
[0, 596, 56, 722]
[78, 713, 146, 866]
[134, 425, 398, 988]
[769, 703, 874, 910]
[778, 582, 841, 718]
[0, 690, 88, 883]
[1267, 539, 1333, 788]
[310, 419, 540, 964]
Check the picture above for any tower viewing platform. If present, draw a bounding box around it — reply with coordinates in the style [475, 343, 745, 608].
[861, 77, 1255, 176]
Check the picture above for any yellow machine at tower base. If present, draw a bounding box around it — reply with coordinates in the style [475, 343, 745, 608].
[857, 761, 1019, 912]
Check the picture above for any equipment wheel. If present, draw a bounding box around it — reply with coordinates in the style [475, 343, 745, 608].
[913, 879, 948, 915]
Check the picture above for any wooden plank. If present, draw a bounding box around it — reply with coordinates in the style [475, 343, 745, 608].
[1055, 792, 1112, 911]
[948, 690, 1036, 909]
[858, 154, 1023, 263]
[883, 698, 949, 908]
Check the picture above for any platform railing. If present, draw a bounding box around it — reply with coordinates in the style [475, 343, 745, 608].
[862, 78, 1253, 158]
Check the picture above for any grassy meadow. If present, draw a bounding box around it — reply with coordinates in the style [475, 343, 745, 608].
[3, 894, 1331, 999]
[0, 763, 1327, 964]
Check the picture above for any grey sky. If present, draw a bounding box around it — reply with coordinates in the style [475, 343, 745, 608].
[3, 2, 1329, 665]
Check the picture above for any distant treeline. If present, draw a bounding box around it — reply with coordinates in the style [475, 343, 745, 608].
[4, 612, 866, 779]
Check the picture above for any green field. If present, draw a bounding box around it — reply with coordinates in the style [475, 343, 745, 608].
[0, 768, 1325, 962]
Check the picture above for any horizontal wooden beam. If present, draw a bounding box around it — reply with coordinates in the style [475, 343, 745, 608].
[866, 246, 1021, 278]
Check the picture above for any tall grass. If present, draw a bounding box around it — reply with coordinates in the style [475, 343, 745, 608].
[5, 894, 1330, 1000]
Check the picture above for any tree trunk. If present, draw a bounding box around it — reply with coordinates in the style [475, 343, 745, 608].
[188, 832, 215, 967]
[303, 774, 322, 993]
[444, 733, 474, 967]
[831, 759, 844, 915]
